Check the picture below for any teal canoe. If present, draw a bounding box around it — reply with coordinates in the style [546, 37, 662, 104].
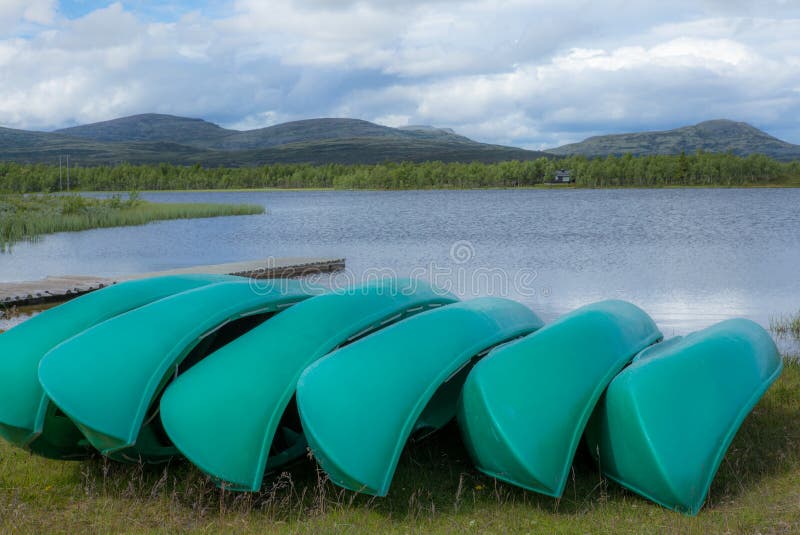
[584, 319, 783, 515]
[0, 274, 235, 459]
[159, 279, 458, 491]
[38, 279, 314, 462]
[458, 300, 662, 497]
[296, 297, 544, 496]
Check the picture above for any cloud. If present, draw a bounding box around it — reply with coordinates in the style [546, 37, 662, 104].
[0, 0, 798, 147]
[0, 0, 57, 34]
[336, 26, 800, 148]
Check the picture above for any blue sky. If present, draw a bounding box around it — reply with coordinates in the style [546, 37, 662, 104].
[1, 1, 800, 148]
[58, 1, 214, 20]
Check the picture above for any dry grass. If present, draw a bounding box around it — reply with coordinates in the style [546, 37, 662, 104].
[0, 357, 797, 533]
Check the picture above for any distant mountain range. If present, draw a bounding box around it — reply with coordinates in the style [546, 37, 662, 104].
[1, 115, 798, 166]
[546, 119, 800, 161]
[0, 114, 546, 166]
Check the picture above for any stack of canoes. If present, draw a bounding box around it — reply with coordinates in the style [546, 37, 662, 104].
[0, 276, 782, 515]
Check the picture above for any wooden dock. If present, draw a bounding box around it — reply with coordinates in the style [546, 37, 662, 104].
[0, 257, 345, 307]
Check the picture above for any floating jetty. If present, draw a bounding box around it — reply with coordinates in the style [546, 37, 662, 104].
[0, 257, 345, 307]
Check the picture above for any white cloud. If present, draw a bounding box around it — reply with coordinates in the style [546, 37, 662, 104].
[224, 110, 293, 131]
[0, 1, 798, 147]
[373, 114, 412, 127]
[340, 27, 799, 147]
[0, 0, 56, 35]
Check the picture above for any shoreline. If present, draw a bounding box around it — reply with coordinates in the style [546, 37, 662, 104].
[77, 183, 800, 194]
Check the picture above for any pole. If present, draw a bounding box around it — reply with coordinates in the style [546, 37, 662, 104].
[66, 155, 70, 191]
[59, 156, 63, 191]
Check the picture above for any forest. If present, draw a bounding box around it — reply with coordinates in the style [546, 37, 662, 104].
[1, 152, 798, 192]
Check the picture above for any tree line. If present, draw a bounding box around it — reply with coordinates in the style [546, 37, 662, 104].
[1, 152, 798, 192]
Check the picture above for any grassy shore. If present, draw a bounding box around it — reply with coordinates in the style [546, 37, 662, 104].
[0, 328, 797, 533]
[771, 311, 800, 350]
[0, 358, 796, 533]
[0, 194, 264, 251]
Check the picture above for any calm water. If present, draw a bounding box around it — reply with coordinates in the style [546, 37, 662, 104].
[1, 188, 799, 337]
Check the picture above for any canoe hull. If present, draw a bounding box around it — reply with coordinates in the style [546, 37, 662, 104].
[458, 300, 662, 497]
[584, 319, 783, 515]
[38, 279, 315, 461]
[297, 297, 545, 496]
[0, 274, 235, 459]
[159, 279, 458, 491]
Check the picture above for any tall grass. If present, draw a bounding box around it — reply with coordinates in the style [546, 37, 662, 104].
[0, 194, 264, 251]
[770, 311, 800, 343]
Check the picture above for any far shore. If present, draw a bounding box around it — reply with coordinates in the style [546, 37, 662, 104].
[92, 183, 800, 194]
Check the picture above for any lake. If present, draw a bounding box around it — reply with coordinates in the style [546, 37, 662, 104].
[1, 188, 799, 338]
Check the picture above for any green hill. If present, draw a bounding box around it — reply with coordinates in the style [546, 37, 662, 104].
[0, 126, 211, 165]
[206, 118, 475, 150]
[207, 137, 541, 165]
[547, 120, 800, 161]
[55, 115, 484, 151]
[55, 114, 235, 146]
[1, 115, 548, 165]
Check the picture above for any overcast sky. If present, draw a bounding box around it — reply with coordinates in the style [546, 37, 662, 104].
[1, 1, 799, 148]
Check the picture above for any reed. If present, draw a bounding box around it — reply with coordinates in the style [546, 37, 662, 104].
[0, 194, 264, 251]
[770, 311, 800, 344]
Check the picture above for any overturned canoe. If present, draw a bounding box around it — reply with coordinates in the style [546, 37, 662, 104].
[297, 297, 544, 496]
[38, 279, 314, 462]
[584, 319, 783, 515]
[0, 274, 234, 459]
[458, 300, 662, 497]
[160, 279, 458, 491]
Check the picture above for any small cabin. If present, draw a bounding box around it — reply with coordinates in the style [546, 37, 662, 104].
[553, 169, 572, 183]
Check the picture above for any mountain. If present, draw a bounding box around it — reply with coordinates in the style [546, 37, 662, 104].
[206, 118, 478, 150]
[1, 115, 548, 165]
[206, 118, 399, 150]
[203, 137, 541, 166]
[0, 125, 210, 165]
[397, 125, 470, 141]
[54, 115, 481, 150]
[55, 113, 235, 146]
[547, 120, 800, 161]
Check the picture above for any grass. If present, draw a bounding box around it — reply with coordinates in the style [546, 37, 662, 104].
[771, 311, 800, 344]
[0, 356, 797, 533]
[0, 193, 264, 252]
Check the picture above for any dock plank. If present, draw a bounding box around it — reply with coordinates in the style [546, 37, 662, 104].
[0, 257, 345, 307]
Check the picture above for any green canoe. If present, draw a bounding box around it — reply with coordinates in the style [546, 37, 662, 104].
[458, 300, 662, 497]
[38, 279, 314, 462]
[584, 319, 783, 515]
[296, 297, 545, 496]
[159, 279, 458, 491]
[0, 274, 235, 459]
